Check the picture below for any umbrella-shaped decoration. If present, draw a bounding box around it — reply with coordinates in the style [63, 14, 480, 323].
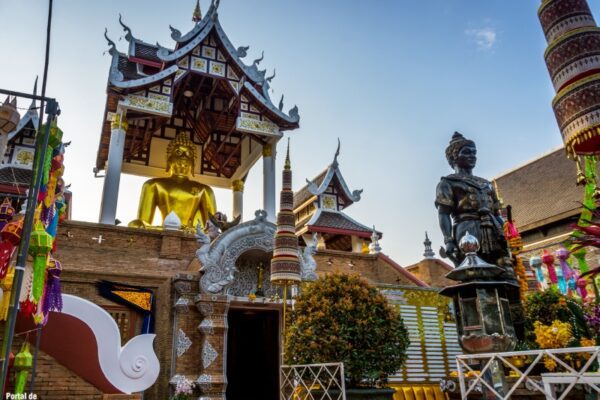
[542, 250, 558, 284]
[13, 342, 32, 395]
[28, 221, 53, 303]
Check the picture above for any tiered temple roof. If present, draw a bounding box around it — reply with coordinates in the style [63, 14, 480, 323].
[0, 94, 39, 198]
[97, 0, 299, 188]
[294, 142, 380, 251]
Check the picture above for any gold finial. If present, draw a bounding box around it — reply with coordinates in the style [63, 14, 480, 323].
[192, 0, 202, 22]
[284, 138, 291, 170]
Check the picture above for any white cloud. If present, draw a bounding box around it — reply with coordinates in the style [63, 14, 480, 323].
[465, 27, 497, 51]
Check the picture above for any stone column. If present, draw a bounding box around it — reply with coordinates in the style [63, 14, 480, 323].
[196, 294, 230, 400]
[262, 143, 276, 222]
[231, 179, 244, 221]
[99, 112, 127, 224]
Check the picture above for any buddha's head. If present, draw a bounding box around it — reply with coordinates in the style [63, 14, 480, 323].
[446, 132, 476, 171]
[166, 133, 197, 177]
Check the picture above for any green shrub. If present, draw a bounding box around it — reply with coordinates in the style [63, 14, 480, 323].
[284, 273, 409, 388]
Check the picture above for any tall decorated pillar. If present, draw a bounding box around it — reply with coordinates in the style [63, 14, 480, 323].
[99, 112, 127, 224]
[271, 141, 301, 285]
[231, 179, 244, 221]
[539, 0, 600, 156]
[263, 143, 276, 222]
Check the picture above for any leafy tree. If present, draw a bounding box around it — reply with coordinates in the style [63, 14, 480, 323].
[285, 273, 409, 388]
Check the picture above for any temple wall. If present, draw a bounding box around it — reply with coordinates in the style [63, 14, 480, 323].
[313, 249, 419, 286]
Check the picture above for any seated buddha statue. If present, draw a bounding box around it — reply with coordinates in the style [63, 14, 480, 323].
[128, 132, 216, 230]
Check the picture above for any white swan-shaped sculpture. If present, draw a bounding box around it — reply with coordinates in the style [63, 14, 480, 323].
[60, 294, 160, 394]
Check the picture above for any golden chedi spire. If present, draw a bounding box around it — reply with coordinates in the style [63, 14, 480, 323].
[271, 139, 301, 284]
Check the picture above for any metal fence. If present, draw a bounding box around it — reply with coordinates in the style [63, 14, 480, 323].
[452, 346, 600, 400]
[280, 362, 346, 400]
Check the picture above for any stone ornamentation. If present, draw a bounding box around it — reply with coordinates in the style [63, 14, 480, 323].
[176, 329, 192, 357]
[300, 232, 318, 281]
[202, 341, 218, 369]
[198, 318, 214, 336]
[196, 374, 212, 391]
[197, 210, 276, 294]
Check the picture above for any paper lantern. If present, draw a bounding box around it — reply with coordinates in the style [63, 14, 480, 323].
[542, 250, 558, 284]
[28, 222, 52, 302]
[13, 342, 32, 395]
[0, 198, 15, 231]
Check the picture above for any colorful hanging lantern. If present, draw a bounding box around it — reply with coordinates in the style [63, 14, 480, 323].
[530, 256, 547, 290]
[555, 247, 572, 294]
[13, 342, 32, 395]
[542, 250, 558, 284]
[39, 118, 63, 150]
[0, 198, 15, 231]
[573, 248, 590, 274]
[28, 221, 53, 303]
[539, 0, 600, 156]
[0, 267, 14, 320]
[577, 277, 589, 299]
[42, 259, 62, 313]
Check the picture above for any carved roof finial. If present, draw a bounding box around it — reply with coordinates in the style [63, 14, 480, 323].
[253, 51, 264, 66]
[118, 14, 133, 42]
[332, 138, 341, 167]
[423, 231, 435, 259]
[104, 28, 117, 56]
[192, 0, 202, 23]
[284, 137, 291, 170]
[266, 69, 276, 83]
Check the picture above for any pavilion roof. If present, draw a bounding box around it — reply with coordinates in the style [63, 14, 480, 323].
[305, 208, 381, 239]
[96, 1, 300, 188]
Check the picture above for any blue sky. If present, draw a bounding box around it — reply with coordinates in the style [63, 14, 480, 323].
[0, 1, 589, 266]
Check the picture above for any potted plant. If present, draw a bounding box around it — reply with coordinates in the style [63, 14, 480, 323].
[285, 273, 410, 400]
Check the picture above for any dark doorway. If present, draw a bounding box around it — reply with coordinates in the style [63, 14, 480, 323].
[226, 308, 280, 400]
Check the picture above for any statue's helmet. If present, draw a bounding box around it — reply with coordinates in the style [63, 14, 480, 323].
[445, 132, 475, 168]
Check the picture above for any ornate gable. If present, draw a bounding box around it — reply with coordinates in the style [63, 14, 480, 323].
[97, 1, 300, 189]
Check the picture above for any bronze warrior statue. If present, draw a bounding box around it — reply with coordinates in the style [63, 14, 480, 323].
[435, 132, 513, 275]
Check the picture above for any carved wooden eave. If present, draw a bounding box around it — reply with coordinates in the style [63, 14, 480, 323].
[96, 2, 300, 189]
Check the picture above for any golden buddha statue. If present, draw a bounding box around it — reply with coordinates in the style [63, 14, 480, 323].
[128, 133, 216, 230]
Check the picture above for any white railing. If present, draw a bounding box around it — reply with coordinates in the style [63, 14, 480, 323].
[280, 362, 346, 400]
[454, 346, 600, 400]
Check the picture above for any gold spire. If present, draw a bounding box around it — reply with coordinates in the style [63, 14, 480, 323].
[284, 138, 291, 170]
[192, 0, 202, 23]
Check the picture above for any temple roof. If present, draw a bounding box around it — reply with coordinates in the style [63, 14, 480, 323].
[96, 1, 300, 188]
[293, 142, 362, 211]
[294, 169, 327, 209]
[305, 208, 381, 239]
[493, 147, 584, 232]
